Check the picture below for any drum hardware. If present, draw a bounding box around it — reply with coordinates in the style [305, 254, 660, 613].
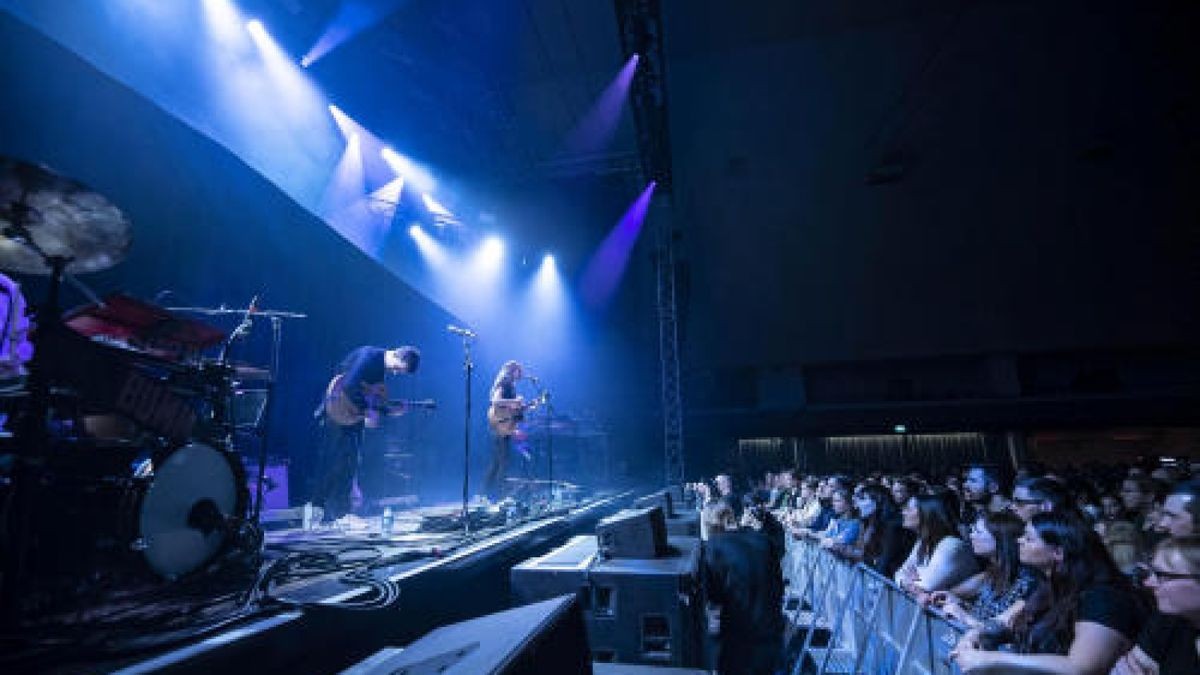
[1, 157, 137, 620]
[167, 302, 306, 525]
[0, 158, 260, 622]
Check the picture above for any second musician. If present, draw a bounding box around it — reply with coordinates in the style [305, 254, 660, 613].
[485, 360, 527, 501]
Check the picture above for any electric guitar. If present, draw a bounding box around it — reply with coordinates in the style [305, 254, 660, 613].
[324, 373, 436, 428]
[487, 392, 549, 437]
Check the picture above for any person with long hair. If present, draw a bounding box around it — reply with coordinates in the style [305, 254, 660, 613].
[951, 511, 1145, 673]
[817, 487, 860, 548]
[895, 493, 980, 595]
[931, 511, 1041, 632]
[831, 484, 913, 577]
[1112, 536, 1200, 674]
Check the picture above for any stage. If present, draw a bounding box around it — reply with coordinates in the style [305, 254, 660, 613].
[1, 491, 635, 674]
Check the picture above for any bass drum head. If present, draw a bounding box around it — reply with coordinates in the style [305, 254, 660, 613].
[138, 441, 241, 579]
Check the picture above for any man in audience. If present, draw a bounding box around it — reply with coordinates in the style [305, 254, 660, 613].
[715, 473, 742, 520]
[702, 501, 784, 675]
[892, 477, 918, 508]
[1009, 476, 1071, 521]
[962, 464, 1011, 524]
[1157, 480, 1200, 538]
[1112, 536, 1200, 674]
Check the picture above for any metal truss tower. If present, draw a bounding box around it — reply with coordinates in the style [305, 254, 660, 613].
[614, 0, 683, 487]
[652, 204, 685, 488]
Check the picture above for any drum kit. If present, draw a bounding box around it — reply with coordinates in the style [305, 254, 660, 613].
[0, 157, 300, 619]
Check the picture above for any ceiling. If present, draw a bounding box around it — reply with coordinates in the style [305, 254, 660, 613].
[246, 0, 640, 186]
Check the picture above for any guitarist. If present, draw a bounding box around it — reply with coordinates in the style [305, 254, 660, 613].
[485, 360, 527, 502]
[316, 345, 420, 521]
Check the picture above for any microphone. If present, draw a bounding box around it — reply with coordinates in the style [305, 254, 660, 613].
[447, 324, 476, 339]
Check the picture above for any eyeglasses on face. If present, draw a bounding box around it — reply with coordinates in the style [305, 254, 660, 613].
[1135, 564, 1200, 582]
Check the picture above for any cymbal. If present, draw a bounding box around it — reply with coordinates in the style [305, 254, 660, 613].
[0, 158, 132, 275]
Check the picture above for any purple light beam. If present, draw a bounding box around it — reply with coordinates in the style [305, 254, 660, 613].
[562, 54, 639, 157]
[581, 181, 656, 308]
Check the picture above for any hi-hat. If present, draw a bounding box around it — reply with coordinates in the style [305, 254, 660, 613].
[0, 157, 132, 275]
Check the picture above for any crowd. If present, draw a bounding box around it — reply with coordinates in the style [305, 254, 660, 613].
[689, 459, 1200, 674]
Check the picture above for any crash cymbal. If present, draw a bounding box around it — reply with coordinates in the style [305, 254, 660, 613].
[0, 157, 132, 275]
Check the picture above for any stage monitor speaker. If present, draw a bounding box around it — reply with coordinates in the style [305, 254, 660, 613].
[596, 506, 668, 559]
[511, 535, 704, 668]
[633, 490, 674, 518]
[340, 595, 591, 675]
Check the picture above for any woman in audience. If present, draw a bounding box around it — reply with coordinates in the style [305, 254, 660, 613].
[816, 487, 860, 548]
[951, 511, 1144, 673]
[931, 511, 1041, 632]
[831, 483, 913, 576]
[1112, 535, 1200, 674]
[895, 493, 979, 596]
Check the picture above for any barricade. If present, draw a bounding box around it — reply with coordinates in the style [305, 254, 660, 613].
[783, 538, 967, 675]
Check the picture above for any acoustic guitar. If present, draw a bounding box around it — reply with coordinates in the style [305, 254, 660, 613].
[487, 392, 549, 437]
[324, 373, 436, 428]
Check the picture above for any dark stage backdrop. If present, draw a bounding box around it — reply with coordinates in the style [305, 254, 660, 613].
[0, 12, 652, 503]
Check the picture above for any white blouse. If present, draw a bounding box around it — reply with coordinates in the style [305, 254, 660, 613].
[894, 536, 979, 592]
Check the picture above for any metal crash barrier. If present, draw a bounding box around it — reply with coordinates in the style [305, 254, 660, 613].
[782, 537, 966, 675]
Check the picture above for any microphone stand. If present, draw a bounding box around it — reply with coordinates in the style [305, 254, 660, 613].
[537, 385, 555, 507]
[457, 333, 475, 537]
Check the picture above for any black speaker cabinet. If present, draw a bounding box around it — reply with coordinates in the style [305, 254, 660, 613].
[596, 506, 668, 559]
[511, 535, 703, 668]
[664, 511, 700, 538]
[633, 490, 674, 518]
[341, 595, 591, 675]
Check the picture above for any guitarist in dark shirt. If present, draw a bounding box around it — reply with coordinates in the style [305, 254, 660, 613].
[317, 345, 420, 520]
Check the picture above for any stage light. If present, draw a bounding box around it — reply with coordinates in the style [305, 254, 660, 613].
[410, 224, 448, 267]
[542, 254, 556, 267]
[893, 424, 908, 434]
[202, 0, 243, 43]
[581, 181, 656, 307]
[381, 147, 436, 193]
[300, 55, 313, 68]
[329, 104, 357, 140]
[245, 19, 267, 41]
[480, 236, 504, 262]
[421, 193, 452, 217]
[562, 53, 641, 157]
[300, 0, 407, 68]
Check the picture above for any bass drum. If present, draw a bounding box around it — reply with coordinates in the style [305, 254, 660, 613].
[136, 441, 246, 579]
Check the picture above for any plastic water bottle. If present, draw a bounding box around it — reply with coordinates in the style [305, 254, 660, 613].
[381, 506, 394, 535]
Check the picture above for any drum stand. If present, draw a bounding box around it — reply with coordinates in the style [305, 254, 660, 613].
[201, 302, 305, 525]
[540, 390, 556, 506]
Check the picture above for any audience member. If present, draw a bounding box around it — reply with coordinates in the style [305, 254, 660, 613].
[1010, 476, 1072, 522]
[817, 487, 861, 548]
[891, 477, 918, 507]
[1157, 481, 1200, 538]
[931, 511, 1041, 635]
[962, 465, 1012, 524]
[895, 493, 980, 596]
[831, 483, 914, 577]
[951, 511, 1145, 673]
[702, 502, 784, 675]
[1113, 536, 1200, 674]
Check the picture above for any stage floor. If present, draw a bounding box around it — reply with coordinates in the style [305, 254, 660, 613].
[74, 491, 636, 674]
